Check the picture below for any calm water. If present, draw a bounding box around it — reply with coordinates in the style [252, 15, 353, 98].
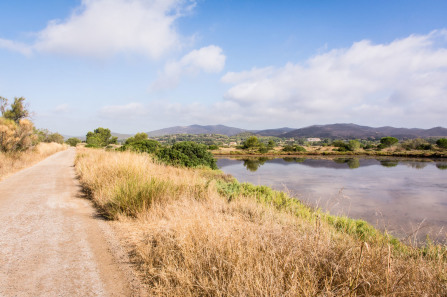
[217, 157, 447, 242]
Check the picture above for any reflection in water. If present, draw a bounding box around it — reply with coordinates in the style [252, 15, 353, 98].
[220, 157, 447, 172]
[334, 158, 360, 169]
[380, 160, 399, 167]
[283, 157, 306, 163]
[405, 162, 428, 170]
[217, 156, 447, 242]
[242, 157, 268, 172]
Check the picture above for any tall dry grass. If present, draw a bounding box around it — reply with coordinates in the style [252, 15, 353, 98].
[0, 142, 67, 180]
[76, 148, 447, 296]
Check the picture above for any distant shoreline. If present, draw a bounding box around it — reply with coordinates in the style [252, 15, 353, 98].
[212, 149, 447, 159]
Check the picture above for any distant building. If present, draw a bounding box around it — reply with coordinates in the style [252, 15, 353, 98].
[229, 142, 237, 146]
[307, 138, 321, 142]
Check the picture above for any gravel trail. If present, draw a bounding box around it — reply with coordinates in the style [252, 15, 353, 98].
[0, 148, 138, 296]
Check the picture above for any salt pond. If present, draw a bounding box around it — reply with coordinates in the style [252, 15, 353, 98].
[217, 157, 447, 242]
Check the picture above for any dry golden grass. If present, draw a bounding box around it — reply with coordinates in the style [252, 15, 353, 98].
[76, 148, 447, 296]
[0, 142, 67, 180]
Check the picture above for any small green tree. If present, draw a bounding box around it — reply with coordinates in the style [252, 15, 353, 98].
[121, 139, 160, 154]
[379, 136, 398, 149]
[2, 97, 30, 123]
[436, 138, 447, 149]
[66, 137, 81, 147]
[125, 132, 148, 144]
[347, 140, 361, 151]
[46, 132, 64, 144]
[242, 136, 260, 149]
[86, 127, 117, 147]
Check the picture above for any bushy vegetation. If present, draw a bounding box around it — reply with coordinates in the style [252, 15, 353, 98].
[120, 133, 160, 154]
[401, 138, 433, 150]
[36, 129, 65, 144]
[0, 96, 37, 152]
[76, 148, 447, 296]
[437, 138, 447, 149]
[0, 96, 68, 178]
[378, 136, 399, 149]
[156, 141, 217, 169]
[1, 96, 29, 122]
[331, 140, 362, 152]
[66, 137, 82, 147]
[86, 127, 117, 147]
[121, 133, 217, 169]
[282, 144, 307, 152]
[0, 117, 36, 152]
[241, 136, 260, 149]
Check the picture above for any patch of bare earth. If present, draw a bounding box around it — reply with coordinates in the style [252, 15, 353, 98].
[0, 148, 146, 296]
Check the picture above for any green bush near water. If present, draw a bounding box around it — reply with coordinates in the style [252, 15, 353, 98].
[120, 134, 217, 169]
[156, 141, 217, 169]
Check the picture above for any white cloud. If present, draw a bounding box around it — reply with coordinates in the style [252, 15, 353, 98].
[219, 30, 447, 128]
[99, 102, 148, 117]
[151, 45, 226, 90]
[0, 38, 32, 56]
[2, 0, 194, 59]
[97, 31, 447, 129]
[53, 104, 70, 113]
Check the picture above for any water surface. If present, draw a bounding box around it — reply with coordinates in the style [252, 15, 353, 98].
[217, 157, 447, 242]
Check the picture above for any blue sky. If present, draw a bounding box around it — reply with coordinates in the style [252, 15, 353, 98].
[1, 0, 447, 135]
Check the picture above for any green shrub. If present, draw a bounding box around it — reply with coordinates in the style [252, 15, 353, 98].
[156, 141, 217, 169]
[86, 127, 117, 148]
[402, 138, 432, 150]
[121, 139, 160, 154]
[436, 138, 447, 149]
[282, 145, 306, 152]
[347, 140, 361, 151]
[242, 136, 260, 149]
[66, 137, 81, 147]
[378, 136, 398, 149]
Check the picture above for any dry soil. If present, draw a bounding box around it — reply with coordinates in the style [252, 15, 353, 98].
[0, 148, 142, 297]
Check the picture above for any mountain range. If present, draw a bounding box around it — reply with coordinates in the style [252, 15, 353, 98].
[143, 123, 447, 139]
[146, 124, 247, 137]
[280, 124, 447, 139]
[69, 123, 447, 141]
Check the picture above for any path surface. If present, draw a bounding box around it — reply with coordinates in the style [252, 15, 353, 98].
[0, 148, 135, 296]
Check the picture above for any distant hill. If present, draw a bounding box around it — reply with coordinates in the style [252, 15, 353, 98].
[147, 125, 248, 137]
[281, 123, 447, 139]
[63, 132, 132, 141]
[111, 132, 133, 140]
[65, 124, 447, 141]
[255, 127, 296, 136]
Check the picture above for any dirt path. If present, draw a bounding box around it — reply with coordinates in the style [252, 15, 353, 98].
[0, 148, 139, 296]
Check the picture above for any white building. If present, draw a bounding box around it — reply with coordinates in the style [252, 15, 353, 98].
[307, 138, 321, 142]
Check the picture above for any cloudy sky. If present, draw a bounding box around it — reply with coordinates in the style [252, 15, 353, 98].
[1, 0, 447, 135]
